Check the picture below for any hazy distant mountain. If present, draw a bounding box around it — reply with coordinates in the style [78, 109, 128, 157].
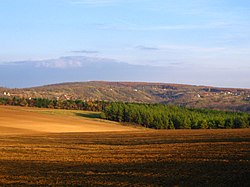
[1, 56, 250, 88]
[0, 56, 172, 88]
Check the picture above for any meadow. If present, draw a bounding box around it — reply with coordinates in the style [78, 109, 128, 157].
[0, 106, 249, 186]
[0, 106, 136, 134]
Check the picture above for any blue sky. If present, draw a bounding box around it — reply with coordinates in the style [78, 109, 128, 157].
[0, 0, 250, 87]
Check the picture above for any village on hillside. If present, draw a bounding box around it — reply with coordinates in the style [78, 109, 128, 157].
[0, 82, 250, 112]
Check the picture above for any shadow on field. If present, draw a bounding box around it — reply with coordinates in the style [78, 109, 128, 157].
[1, 130, 249, 186]
[0, 160, 249, 186]
[74, 112, 101, 119]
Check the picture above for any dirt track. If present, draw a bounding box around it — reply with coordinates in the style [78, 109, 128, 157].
[0, 106, 138, 134]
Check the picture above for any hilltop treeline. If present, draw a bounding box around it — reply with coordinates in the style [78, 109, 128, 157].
[0, 97, 108, 111]
[0, 97, 249, 129]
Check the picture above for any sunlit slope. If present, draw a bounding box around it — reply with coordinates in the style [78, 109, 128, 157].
[2, 81, 250, 112]
[0, 106, 138, 134]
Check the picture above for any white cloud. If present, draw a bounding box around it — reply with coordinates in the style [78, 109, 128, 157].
[134, 44, 250, 55]
[36, 61, 82, 68]
[68, 0, 119, 6]
[97, 21, 232, 31]
[136, 45, 160, 51]
[71, 50, 99, 54]
[159, 45, 227, 53]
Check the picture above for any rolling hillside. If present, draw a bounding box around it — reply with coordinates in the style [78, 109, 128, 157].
[1, 81, 250, 112]
[0, 106, 137, 134]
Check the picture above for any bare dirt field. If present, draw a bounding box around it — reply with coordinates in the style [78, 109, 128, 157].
[0, 106, 249, 186]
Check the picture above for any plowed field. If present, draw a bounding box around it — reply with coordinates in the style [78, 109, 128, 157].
[0, 106, 249, 186]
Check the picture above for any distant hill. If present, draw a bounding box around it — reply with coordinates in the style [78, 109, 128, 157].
[1, 81, 250, 112]
[1, 56, 249, 88]
[0, 56, 173, 88]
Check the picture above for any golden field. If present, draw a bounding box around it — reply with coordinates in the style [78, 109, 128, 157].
[0, 106, 137, 134]
[0, 106, 249, 186]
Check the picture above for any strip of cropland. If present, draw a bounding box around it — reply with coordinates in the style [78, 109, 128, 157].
[0, 106, 249, 186]
[0, 106, 138, 134]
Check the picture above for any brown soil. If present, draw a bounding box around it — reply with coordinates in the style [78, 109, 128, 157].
[0, 106, 249, 186]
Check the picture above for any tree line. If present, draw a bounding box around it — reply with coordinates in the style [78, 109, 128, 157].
[0, 97, 108, 111]
[0, 97, 249, 129]
[103, 102, 250, 129]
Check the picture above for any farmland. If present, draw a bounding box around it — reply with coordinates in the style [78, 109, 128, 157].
[1, 81, 250, 112]
[0, 106, 249, 186]
[0, 106, 137, 134]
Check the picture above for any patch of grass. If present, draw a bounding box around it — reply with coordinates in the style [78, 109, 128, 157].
[26, 108, 102, 119]
[74, 112, 101, 119]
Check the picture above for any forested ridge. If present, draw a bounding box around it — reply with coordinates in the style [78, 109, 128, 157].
[1, 97, 249, 129]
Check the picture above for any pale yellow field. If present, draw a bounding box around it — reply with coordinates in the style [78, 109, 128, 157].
[0, 106, 138, 134]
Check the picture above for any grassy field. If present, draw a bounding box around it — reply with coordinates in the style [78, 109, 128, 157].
[0, 106, 249, 186]
[0, 106, 138, 134]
